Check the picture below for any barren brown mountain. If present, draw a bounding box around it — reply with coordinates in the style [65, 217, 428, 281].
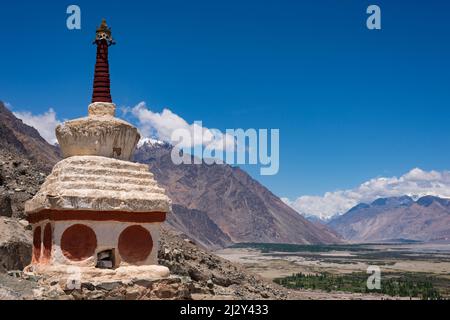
[0, 102, 60, 172]
[328, 196, 450, 242]
[0, 102, 60, 218]
[135, 140, 342, 248]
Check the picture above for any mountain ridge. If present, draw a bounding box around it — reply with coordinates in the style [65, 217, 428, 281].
[0, 102, 60, 172]
[328, 195, 450, 242]
[1, 102, 340, 248]
[135, 140, 342, 248]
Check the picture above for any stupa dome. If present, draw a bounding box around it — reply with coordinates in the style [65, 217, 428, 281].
[56, 102, 140, 161]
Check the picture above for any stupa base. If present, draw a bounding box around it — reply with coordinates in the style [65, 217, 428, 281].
[24, 264, 170, 284]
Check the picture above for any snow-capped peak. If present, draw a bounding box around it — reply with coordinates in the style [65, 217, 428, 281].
[137, 137, 166, 148]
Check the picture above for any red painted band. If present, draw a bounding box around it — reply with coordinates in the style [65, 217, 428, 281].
[28, 210, 167, 224]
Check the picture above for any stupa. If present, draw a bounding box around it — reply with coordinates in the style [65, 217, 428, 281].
[24, 20, 171, 279]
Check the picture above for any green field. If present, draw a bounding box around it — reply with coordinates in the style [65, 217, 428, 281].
[274, 272, 444, 300]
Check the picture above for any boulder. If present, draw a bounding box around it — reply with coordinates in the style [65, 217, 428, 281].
[0, 194, 13, 217]
[0, 217, 32, 273]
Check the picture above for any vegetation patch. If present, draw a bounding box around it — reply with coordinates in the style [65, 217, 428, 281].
[274, 272, 445, 300]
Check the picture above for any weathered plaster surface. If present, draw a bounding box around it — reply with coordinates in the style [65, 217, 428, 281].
[28, 264, 170, 282]
[56, 102, 140, 161]
[25, 156, 171, 214]
[88, 102, 116, 117]
[32, 221, 161, 267]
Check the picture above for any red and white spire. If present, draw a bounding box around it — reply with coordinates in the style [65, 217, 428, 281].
[92, 19, 115, 103]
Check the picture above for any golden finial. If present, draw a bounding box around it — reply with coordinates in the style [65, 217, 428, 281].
[95, 19, 115, 45]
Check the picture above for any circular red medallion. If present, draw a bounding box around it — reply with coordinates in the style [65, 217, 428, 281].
[118, 225, 153, 263]
[61, 224, 97, 261]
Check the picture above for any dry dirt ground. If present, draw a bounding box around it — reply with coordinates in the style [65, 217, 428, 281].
[216, 243, 450, 279]
[215, 242, 450, 298]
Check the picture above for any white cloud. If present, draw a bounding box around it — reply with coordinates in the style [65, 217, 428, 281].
[11, 102, 236, 152]
[129, 102, 235, 152]
[284, 168, 450, 220]
[13, 108, 61, 145]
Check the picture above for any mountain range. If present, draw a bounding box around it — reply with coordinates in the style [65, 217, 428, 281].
[0, 101, 340, 249]
[134, 140, 341, 248]
[328, 195, 450, 242]
[2, 101, 450, 246]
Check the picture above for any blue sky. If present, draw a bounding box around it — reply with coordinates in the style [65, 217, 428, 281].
[1, 0, 450, 213]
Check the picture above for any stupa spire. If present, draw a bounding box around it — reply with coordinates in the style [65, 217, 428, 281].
[92, 19, 115, 103]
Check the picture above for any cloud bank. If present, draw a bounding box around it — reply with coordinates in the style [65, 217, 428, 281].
[283, 168, 450, 220]
[11, 102, 236, 151]
[13, 108, 61, 145]
[128, 102, 235, 151]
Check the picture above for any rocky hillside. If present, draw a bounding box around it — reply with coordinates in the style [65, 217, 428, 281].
[0, 218, 289, 300]
[0, 102, 60, 172]
[328, 196, 450, 242]
[0, 150, 50, 219]
[135, 141, 341, 249]
[0, 102, 58, 218]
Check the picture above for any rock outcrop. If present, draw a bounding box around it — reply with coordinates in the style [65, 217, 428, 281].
[158, 227, 288, 299]
[0, 217, 32, 273]
[0, 195, 13, 217]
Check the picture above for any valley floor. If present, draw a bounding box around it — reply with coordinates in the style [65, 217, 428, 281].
[216, 242, 450, 299]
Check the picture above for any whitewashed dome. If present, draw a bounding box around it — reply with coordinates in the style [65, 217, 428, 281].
[56, 102, 140, 161]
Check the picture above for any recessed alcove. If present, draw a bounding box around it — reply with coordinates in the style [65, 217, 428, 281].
[96, 249, 115, 269]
